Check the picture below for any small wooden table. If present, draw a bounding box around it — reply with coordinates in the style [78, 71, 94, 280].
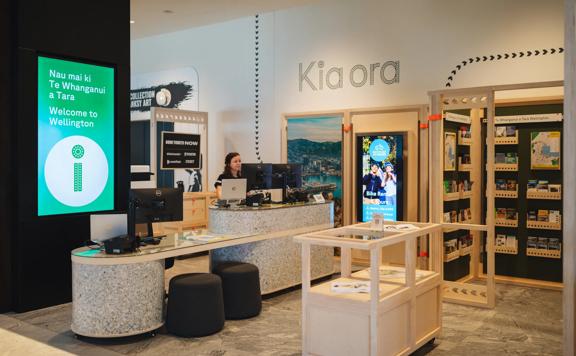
[294, 221, 442, 356]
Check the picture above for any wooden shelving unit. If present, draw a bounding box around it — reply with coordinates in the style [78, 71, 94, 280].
[429, 88, 495, 309]
[295, 222, 443, 356]
[431, 82, 564, 305]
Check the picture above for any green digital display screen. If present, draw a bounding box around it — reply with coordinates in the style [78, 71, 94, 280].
[38, 56, 115, 216]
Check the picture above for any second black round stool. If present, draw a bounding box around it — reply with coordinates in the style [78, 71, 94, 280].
[166, 273, 225, 337]
[212, 262, 262, 319]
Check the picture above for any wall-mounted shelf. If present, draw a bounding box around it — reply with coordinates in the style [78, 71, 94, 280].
[443, 192, 460, 201]
[444, 250, 460, 262]
[526, 248, 561, 259]
[494, 190, 518, 199]
[526, 190, 562, 200]
[459, 245, 472, 256]
[495, 242, 518, 255]
[494, 134, 518, 145]
[527, 220, 562, 231]
[494, 163, 518, 171]
[459, 163, 473, 171]
[460, 190, 473, 199]
[495, 218, 518, 228]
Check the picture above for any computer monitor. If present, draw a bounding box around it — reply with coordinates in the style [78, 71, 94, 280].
[271, 164, 303, 202]
[221, 179, 247, 200]
[129, 188, 183, 237]
[90, 213, 127, 242]
[242, 163, 272, 191]
[271, 164, 303, 189]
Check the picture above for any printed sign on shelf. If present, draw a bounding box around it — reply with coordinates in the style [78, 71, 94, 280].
[493, 113, 563, 124]
[445, 112, 471, 124]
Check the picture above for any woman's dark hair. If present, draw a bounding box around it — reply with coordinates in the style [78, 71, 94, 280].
[223, 152, 241, 176]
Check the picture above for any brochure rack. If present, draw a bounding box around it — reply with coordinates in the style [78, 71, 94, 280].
[295, 221, 442, 356]
[429, 81, 564, 302]
[429, 87, 495, 308]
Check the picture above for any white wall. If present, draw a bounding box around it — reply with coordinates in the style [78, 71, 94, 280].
[131, 0, 564, 187]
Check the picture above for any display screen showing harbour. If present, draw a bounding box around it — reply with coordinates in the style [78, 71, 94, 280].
[287, 116, 342, 226]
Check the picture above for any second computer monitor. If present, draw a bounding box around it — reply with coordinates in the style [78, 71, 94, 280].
[242, 163, 272, 191]
[129, 188, 183, 237]
[272, 163, 303, 189]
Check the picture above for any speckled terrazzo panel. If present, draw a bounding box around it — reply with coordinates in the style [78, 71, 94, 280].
[210, 203, 334, 293]
[71, 260, 164, 337]
[212, 238, 334, 293]
[209, 203, 333, 234]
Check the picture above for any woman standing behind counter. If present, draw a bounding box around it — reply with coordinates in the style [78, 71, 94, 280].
[215, 152, 242, 199]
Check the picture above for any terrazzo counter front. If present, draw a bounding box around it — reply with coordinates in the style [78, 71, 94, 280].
[71, 260, 164, 338]
[209, 202, 335, 294]
[70, 202, 334, 338]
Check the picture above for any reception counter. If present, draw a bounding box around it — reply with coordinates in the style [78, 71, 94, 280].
[209, 202, 335, 294]
[71, 201, 334, 338]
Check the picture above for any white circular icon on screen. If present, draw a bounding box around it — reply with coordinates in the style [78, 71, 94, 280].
[44, 136, 109, 207]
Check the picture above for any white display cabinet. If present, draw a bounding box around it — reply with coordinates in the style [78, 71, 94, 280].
[294, 221, 442, 356]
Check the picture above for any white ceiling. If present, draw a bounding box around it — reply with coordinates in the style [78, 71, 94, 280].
[130, 0, 320, 39]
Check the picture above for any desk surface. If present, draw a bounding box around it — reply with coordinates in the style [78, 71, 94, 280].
[72, 230, 253, 264]
[72, 220, 332, 266]
[209, 201, 332, 211]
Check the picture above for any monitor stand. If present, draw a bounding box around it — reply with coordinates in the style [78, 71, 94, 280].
[135, 222, 166, 239]
[227, 199, 241, 208]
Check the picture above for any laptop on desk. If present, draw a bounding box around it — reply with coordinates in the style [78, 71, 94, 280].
[221, 178, 247, 201]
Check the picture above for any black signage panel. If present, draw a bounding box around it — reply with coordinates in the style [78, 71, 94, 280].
[161, 132, 201, 169]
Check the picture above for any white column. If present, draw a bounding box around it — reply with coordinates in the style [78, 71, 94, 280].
[564, 0, 576, 354]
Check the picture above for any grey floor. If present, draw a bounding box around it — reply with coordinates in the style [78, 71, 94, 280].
[0, 257, 563, 356]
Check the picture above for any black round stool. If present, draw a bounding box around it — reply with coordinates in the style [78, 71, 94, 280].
[212, 262, 262, 320]
[166, 273, 225, 337]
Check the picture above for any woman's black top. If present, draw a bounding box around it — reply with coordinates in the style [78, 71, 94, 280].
[214, 172, 242, 188]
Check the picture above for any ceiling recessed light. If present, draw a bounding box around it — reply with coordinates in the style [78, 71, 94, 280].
[130, 20, 135, 24]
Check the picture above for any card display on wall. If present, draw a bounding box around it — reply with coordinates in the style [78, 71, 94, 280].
[287, 116, 343, 227]
[530, 131, 561, 170]
[444, 132, 456, 171]
[356, 134, 405, 222]
[37, 56, 115, 216]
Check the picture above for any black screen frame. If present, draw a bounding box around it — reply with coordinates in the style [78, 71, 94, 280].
[355, 132, 407, 223]
[34, 52, 118, 219]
